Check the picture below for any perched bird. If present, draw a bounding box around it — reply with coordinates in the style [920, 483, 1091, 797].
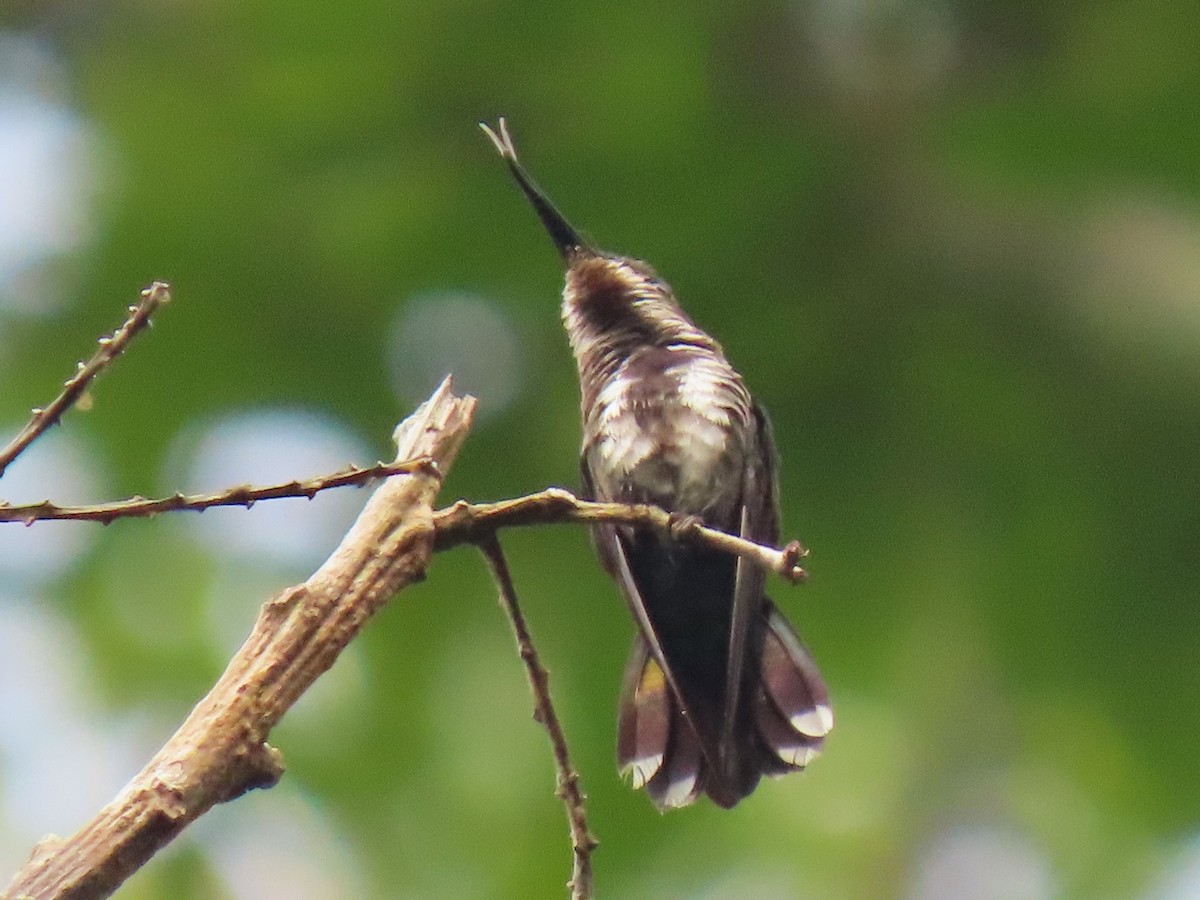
[481, 119, 832, 809]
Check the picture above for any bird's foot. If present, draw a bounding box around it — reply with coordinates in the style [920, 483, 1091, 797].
[667, 513, 702, 541]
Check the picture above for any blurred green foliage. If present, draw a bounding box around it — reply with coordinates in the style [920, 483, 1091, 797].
[2, 1, 1199, 897]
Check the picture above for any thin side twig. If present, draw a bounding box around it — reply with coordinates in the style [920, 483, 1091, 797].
[0, 458, 437, 525]
[478, 536, 596, 900]
[0, 282, 171, 480]
[435, 487, 810, 584]
[1, 379, 477, 900]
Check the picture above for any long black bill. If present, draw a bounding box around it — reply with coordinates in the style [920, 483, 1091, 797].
[480, 118, 589, 261]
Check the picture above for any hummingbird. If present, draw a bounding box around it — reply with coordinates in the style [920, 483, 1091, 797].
[481, 119, 832, 809]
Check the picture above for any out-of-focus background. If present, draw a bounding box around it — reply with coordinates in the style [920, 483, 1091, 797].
[1, 2, 1197, 898]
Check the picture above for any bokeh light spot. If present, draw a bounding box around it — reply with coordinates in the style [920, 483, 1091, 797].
[165, 408, 373, 571]
[0, 429, 107, 586]
[389, 291, 523, 422]
[0, 32, 97, 314]
[198, 788, 368, 900]
[907, 824, 1058, 900]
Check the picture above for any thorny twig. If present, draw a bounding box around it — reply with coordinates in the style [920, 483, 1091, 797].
[0, 459, 438, 524]
[478, 536, 597, 900]
[0, 282, 171, 479]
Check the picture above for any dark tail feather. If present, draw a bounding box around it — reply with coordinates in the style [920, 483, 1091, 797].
[617, 636, 668, 790]
[704, 602, 832, 803]
[614, 607, 830, 811]
[618, 602, 832, 809]
[754, 602, 832, 771]
[645, 704, 704, 809]
[618, 637, 704, 810]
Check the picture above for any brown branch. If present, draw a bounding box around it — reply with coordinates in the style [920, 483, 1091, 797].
[434, 488, 810, 584]
[0, 459, 437, 525]
[0, 455, 808, 593]
[0, 282, 171, 480]
[0, 477, 806, 592]
[1, 379, 477, 900]
[478, 537, 596, 900]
